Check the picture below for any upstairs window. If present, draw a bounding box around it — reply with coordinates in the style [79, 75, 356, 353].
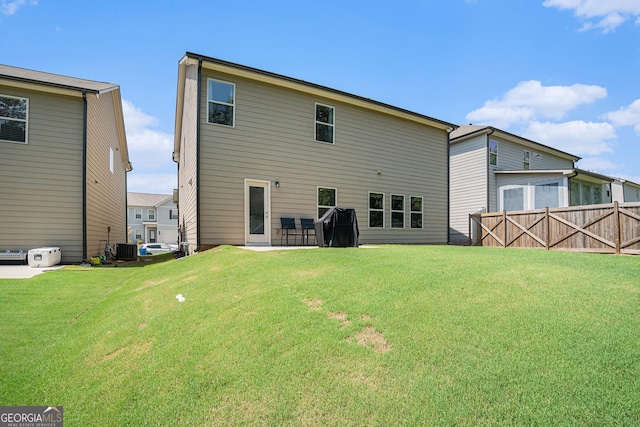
[135, 209, 142, 220]
[0, 95, 28, 144]
[315, 103, 334, 144]
[317, 187, 336, 218]
[489, 140, 498, 166]
[148, 209, 155, 220]
[207, 79, 235, 126]
[369, 192, 384, 228]
[523, 150, 530, 170]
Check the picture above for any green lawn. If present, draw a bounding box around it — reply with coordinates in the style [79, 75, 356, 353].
[1, 246, 638, 426]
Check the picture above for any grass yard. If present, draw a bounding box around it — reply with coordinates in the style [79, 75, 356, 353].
[0, 245, 638, 426]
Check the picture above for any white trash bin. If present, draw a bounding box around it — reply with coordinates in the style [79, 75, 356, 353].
[28, 247, 61, 268]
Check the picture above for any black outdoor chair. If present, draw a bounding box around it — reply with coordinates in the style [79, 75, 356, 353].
[280, 217, 303, 246]
[300, 218, 317, 246]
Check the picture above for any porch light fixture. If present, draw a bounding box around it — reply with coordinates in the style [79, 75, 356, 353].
[275, 181, 280, 187]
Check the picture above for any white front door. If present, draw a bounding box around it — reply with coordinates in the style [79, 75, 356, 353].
[244, 179, 271, 245]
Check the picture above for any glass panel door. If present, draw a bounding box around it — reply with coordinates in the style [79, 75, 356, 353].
[245, 180, 270, 245]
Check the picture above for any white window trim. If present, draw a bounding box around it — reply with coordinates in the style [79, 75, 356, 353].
[314, 102, 335, 144]
[134, 229, 143, 241]
[147, 209, 155, 220]
[206, 78, 236, 128]
[489, 139, 498, 167]
[135, 209, 142, 220]
[410, 195, 424, 229]
[368, 191, 385, 229]
[499, 178, 566, 211]
[0, 94, 29, 144]
[391, 194, 405, 229]
[523, 150, 530, 170]
[317, 186, 337, 218]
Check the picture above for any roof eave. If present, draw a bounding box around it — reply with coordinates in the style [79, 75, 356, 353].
[183, 52, 457, 132]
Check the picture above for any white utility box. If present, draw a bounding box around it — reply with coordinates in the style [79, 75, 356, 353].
[28, 247, 61, 268]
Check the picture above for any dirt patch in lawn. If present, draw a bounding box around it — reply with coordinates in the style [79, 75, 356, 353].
[352, 326, 390, 353]
[303, 298, 323, 311]
[328, 311, 351, 328]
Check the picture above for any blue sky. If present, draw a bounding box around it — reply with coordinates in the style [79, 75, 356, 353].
[2, 0, 639, 194]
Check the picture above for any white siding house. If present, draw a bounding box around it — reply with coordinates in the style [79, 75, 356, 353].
[611, 178, 640, 203]
[173, 53, 456, 252]
[128, 192, 178, 245]
[450, 125, 613, 243]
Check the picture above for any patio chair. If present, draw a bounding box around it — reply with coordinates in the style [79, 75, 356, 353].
[280, 217, 303, 246]
[300, 218, 317, 246]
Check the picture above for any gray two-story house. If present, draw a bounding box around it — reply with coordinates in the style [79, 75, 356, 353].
[173, 53, 456, 251]
[127, 192, 178, 245]
[0, 65, 131, 262]
[449, 125, 613, 243]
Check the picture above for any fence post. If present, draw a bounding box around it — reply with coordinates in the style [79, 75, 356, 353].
[468, 214, 472, 246]
[614, 201, 620, 255]
[503, 210, 507, 248]
[545, 207, 550, 250]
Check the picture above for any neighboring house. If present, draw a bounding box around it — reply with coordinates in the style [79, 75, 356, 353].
[450, 125, 613, 243]
[0, 65, 131, 263]
[611, 178, 640, 203]
[173, 52, 456, 252]
[127, 192, 178, 245]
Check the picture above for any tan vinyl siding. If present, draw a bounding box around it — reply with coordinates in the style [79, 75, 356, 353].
[177, 64, 199, 252]
[197, 70, 448, 245]
[0, 87, 83, 262]
[85, 91, 127, 258]
[449, 136, 487, 241]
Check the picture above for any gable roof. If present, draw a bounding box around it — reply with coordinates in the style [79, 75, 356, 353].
[128, 192, 173, 207]
[0, 64, 119, 95]
[173, 52, 457, 159]
[451, 125, 580, 162]
[1, 64, 132, 172]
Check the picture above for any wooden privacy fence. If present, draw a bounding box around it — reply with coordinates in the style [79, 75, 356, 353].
[469, 202, 640, 255]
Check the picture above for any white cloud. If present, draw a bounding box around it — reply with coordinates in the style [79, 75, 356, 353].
[0, 0, 37, 15]
[122, 99, 173, 172]
[522, 120, 617, 156]
[603, 99, 640, 135]
[543, 0, 640, 32]
[122, 100, 175, 194]
[576, 156, 623, 171]
[127, 172, 177, 194]
[466, 80, 607, 128]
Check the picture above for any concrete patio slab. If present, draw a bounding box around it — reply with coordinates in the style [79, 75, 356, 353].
[0, 265, 64, 279]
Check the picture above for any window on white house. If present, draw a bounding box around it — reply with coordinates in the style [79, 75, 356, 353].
[317, 187, 336, 218]
[410, 196, 423, 229]
[523, 150, 530, 170]
[369, 192, 384, 228]
[391, 194, 404, 228]
[148, 209, 155, 220]
[503, 187, 524, 211]
[207, 79, 235, 126]
[135, 229, 143, 241]
[0, 95, 28, 144]
[489, 140, 498, 166]
[135, 209, 142, 220]
[315, 103, 334, 144]
[534, 182, 559, 209]
[169, 210, 178, 220]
